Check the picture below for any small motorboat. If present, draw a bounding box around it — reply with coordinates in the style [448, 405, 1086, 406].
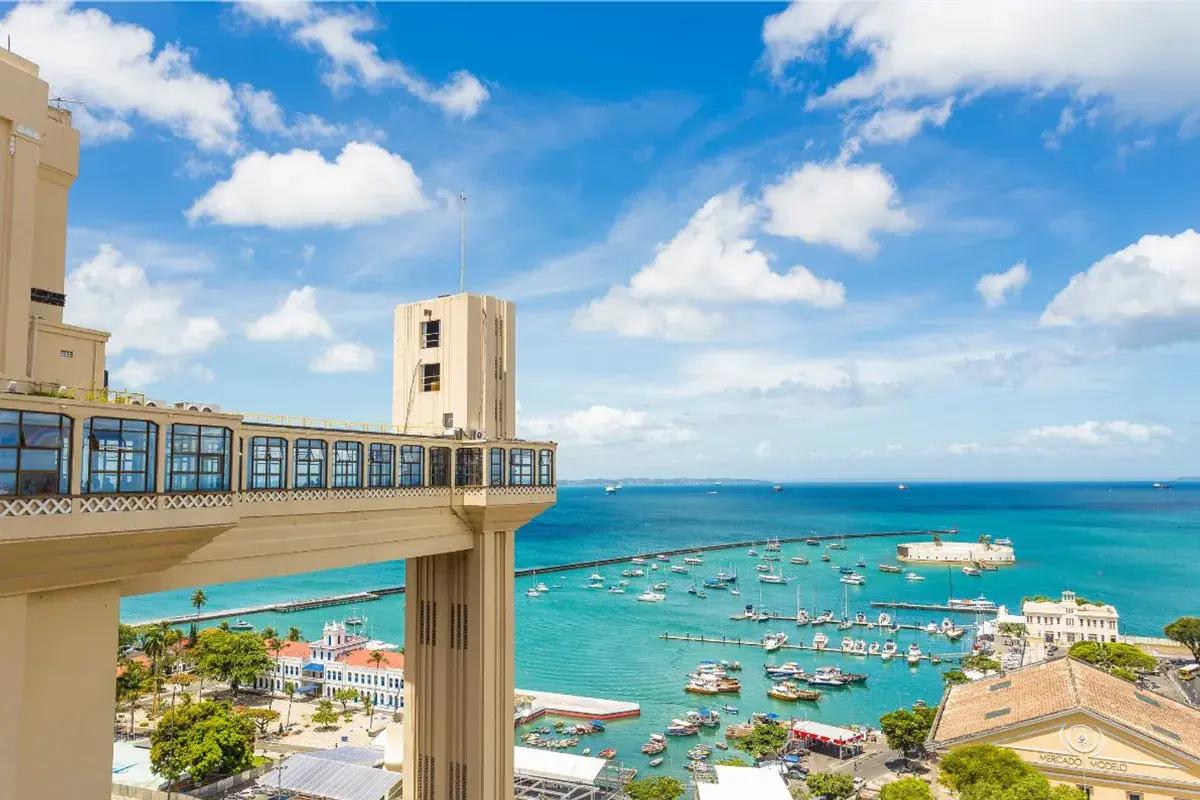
[631, 556, 646, 565]
[962, 566, 982, 577]
[790, 556, 809, 565]
[840, 573, 865, 585]
[878, 564, 902, 573]
[905, 572, 925, 581]
[607, 585, 626, 594]
[637, 590, 667, 602]
[730, 587, 741, 596]
[877, 612, 892, 626]
[525, 588, 540, 598]
[649, 757, 664, 767]
[231, 619, 254, 631]
[670, 565, 689, 574]
[715, 742, 729, 750]
[881, 640, 898, 660]
[722, 704, 739, 714]
[821, 553, 831, 562]
[599, 748, 617, 759]
[748, 548, 759, 556]
[652, 582, 669, 591]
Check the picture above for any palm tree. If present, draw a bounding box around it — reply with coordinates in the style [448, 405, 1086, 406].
[362, 694, 375, 730]
[261, 626, 278, 642]
[368, 650, 386, 728]
[287, 626, 303, 642]
[190, 588, 207, 617]
[283, 682, 297, 730]
[932, 532, 943, 547]
[978, 534, 993, 550]
[138, 622, 177, 718]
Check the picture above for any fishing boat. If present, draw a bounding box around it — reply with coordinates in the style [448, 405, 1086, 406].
[637, 590, 666, 602]
[790, 556, 809, 565]
[840, 573, 865, 585]
[599, 749, 616, 759]
[812, 632, 829, 649]
[670, 565, 689, 574]
[683, 554, 704, 565]
[607, 585, 626, 594]
[905, 572, 925, 581]
[962, 566, 982, 577]
[820, 553, 831, 562]
[878, 564, 903, 573]
[231, 619, 254, 631]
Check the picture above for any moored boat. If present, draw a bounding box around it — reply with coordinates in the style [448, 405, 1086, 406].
[878, 564, 903, 573]
[790, 556, 809, 565]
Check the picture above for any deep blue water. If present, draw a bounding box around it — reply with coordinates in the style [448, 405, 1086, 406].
[120, 482, 1200, 777]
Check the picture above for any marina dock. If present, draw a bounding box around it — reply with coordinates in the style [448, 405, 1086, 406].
[130, 528, 957, 625]
[868, 601, 997, 614]
[515, 689, 641, 724]
[730, 614, 944, 632]
[658, 632, 965, 662]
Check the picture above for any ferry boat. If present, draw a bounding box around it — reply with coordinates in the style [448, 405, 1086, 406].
[683, 554, 704, 565]
[947, 594, 996, 611]
[670, 565, 689, 574]
[232, 619, 254, 631]
[878, 564, 902, 573]
[637, 590, 666, 602]
[881, 641, 898, 660]
[812, 633, 829, 649]
[790, 556, 809, 565]
[962, 566, 982, 577]
[840, 573, 865, 585]
[905, 572, 925, 581]
[805, 538, 820, 546]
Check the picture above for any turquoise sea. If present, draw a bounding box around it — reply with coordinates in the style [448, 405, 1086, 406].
[120, 482, 1200, 778]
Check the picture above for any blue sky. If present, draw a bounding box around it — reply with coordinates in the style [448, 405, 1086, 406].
[5, 1, 1200, 481]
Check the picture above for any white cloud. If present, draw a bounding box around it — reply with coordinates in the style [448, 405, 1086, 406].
[754, 441, 772, 458]
[64, 245, 224, 356]
[761, 162, 914, 257]
[977, 261, 1031, 307]
[301, 245, 316, 264]
[187, 142, 429, 229]
[1018, 420, 1173, 446]
[522, 405, 694, 447]
[310, 342, 376, 373]
[71, 107, 134, 145]
[859, 100, 953, 144]
[763, 1, 1200, 127]
[111, 359, 162, 389]
[573, 189, 844, 340]
[945, 442, 982, 455]
[0, 2, 239, 150]
[239, 1, 489, 118]
[235, 84, 380, 143]
[1041, 230, 1200, 339]
[246, 286, 334, 341]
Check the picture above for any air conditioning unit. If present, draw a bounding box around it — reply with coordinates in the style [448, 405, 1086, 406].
[443, 427, 463, 439]
[142, 399, 167, 408]
[174, 401, 221, 413]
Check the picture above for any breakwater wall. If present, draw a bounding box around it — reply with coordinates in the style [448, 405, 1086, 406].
[132, 528, 954, 626]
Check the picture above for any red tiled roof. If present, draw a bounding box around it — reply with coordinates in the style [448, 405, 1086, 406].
[341, 649, 404, 670]
[271, 641, 312, 659]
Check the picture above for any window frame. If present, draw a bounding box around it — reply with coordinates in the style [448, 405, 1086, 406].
[368, 443, 396, 487]
[421, 363, 441, 392]
[165, 424, 232, 493]
[332, 441, 363, 488]
[509, 448, 534, 486]
[83, 417, 157, 494]
[455, 447, 483, 487]
[0, 410, 73, 496]
[399, 445, 424, 487]
[247, 436, 288, 490]
[538, 449, 554, 486]
[294, 438, 328, 489]
[421, 319, 440, 348]
[489, 447, 506, 486]
[429, 446, 451, 487]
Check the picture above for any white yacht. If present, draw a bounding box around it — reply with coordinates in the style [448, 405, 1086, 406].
[607, 585, 626, 595]
[651, 562, 659, 571]
[898, 484, 908, 491]
[925, 622, 939, 633]
[962, 566, 982, 577]
[631, 556, 647, 565]
[947, 594, 997, 611]
[905, 572, 925, 581]
[877, 612, 892, 627]
[868, 642, 880, 655]
[747, 548, 759, 556]
[881, 641, 898, 660]
[907, 643, 923, 664]
[808, 666, 844, 686]
[839, 573, 865, 585]
[730, 587, 741, 596]
[852, 639, 868, 655]
[637, 590, 666, 602]
[796, 609, 810, 625]
[670, 565, 689, 574]
[536, 581, 550, 593]
[683, 554, 704, 565]
[525, 587, 540, 598]
[812, 632, 829, 649]
[840, 637, 855, 652]
[758, 569, 791, 585]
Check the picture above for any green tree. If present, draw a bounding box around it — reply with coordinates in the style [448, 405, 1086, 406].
[879, 777, 932, 800]
[1110, 666, 1137, 682]
[310, 699, 340, 729]
[1163, 617, 1200, 662]
[998, 622, 1028, 637]
[878, 704, 938, 760]
[118, 623, 139, 657]
[283, 682, 297, 729]
[192, 629, 273, 704]
[935, 744, 1087, 800]
[960, 654, 1002, 674]
[287, 626, 303, 642]
[116, 660, 149, 737]
[139, 621, 183, 717]
[1068, 642, 1156, 672]
[625, 776, 685, 800]
[334, 687, 359, 712]
[242, 707, 280, 737]
[218, 621, 230, 632]
[361, 694, 375, 728]
[806, 772, 856, 800]
[730, 722, 789, 762]
[261, 626, 278, 643]
[977, 534, 992, 549]
[150, 700, 255, 787]
[942, 670, 970, 686]
[190, 588, 208, 617]
[714, 756, 749, 766]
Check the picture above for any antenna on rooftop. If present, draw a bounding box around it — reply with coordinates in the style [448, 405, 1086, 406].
[458, 191, 467, 294]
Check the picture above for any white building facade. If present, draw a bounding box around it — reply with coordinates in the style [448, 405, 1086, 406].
[1021, 590, 1119, 644]
[252, 622, 406, 710]
[896, 541, 1015, 564]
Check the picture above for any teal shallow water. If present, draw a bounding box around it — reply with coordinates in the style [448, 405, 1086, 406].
[121, 482, 1200, 779]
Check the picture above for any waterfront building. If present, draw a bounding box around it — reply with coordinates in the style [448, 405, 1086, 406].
[896, 540, 1015, 565]
[928, 658, 1200, 800]
[0, 48, 555, 800]
[697, 764, 791, 800]
[1021, 591, 1119, 645]
[253, 622, 406, 711]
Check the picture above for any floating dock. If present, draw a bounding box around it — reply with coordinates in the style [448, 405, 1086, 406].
[130, 528, 958, 625]
[868, 601, 997, 614]
[658, 632, 964, 662]
[515, 689, 641, 724]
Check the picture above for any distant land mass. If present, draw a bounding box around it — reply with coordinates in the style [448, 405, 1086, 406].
[559, 478, 772, 486]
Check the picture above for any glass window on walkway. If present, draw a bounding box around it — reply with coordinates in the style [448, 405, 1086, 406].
[0, 410, 72, 496]
[368, 443, 395, 487]
[429, 447, 450, 486]
[489, 447, 505, 486]
[84, 417, 156, 493]
[455, 447, 483, 486]
[399, 445, 423, 486]
[509, 448, 534, 486]
[294, 439, 327, 489]
[333, 441, 363, 488]
[248, 436, 287, 490]
[538, 449, 554, 486]
[166, 425, 232, 492]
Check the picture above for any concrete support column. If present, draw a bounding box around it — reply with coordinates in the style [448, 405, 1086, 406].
[404, 529, 515, 800]
[0, 582, 121, 800]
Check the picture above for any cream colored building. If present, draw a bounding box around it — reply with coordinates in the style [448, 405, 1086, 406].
[0, 49, 555, 800]
[896, 540, 1015, 565]
[1023, 591, 1120, 645]
[929, 658, 1200, 800]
